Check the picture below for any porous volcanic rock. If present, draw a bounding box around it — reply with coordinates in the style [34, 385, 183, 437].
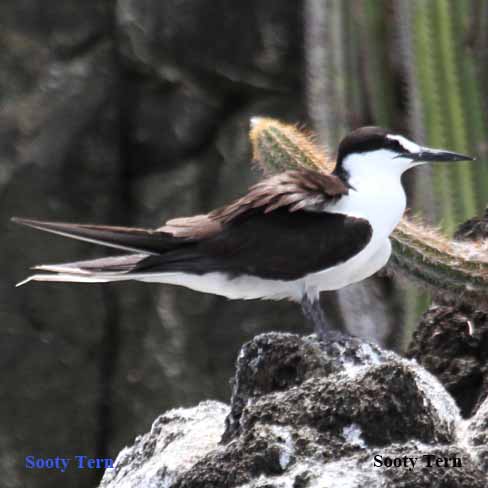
[454, 207, 488, 241]
[100, 401, 229, 488]
[100, 333, 487, 487]
[407, 304, 488, 417]
[463, 395, 488, 473]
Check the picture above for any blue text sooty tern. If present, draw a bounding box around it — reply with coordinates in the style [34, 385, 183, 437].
[13, 127, 473, 337]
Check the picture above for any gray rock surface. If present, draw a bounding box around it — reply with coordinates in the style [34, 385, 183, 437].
[100, 401, 229, 488]
[100, 333, 486, 487]
[116, 0, 303, 91]
[464, 395, 488, 473]
[407, 304, 488, 417]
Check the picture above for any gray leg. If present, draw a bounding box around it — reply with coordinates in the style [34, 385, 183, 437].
[300, 293, 344, 341]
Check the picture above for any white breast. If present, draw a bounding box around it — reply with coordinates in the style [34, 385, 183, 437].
[327, 177, 406, 243]
[305, 164, 407, 293]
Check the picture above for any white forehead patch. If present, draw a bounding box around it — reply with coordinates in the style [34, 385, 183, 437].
[386, 134, 419, 153]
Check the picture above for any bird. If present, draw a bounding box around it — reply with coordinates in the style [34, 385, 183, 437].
[12, 126, 473, 338]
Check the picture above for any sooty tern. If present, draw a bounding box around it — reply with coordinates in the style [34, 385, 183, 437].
[12, 126, 473, 338]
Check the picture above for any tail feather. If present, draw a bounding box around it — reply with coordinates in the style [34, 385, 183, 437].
[11, 217, 182, 255]
[16, 274, 119, 287]
[16, 253, 149, 287]
[32, 253, 148, 274]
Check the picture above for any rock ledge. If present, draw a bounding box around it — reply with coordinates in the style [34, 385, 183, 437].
[100, 333, 488, 487]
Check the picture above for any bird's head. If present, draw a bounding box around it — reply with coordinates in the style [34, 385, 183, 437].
[334, 126, 474, 183]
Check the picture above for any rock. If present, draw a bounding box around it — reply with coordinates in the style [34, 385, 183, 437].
[369, 444, 484, 488]
[12, 43, 116, 169]
[116, 0, 303, 91]
[1, 1, 112, 56]
[222, 333, 394, 442]
[229, 444, 484, 488]
[100, 333, 486, 487]
[407, 304, 488, 417]
[454, 207, 488, 241]
[237, 362, 454, 446]
[130, 82, 224, 172]
[100, 401, 229, 488]
[463, 395, 488, 473]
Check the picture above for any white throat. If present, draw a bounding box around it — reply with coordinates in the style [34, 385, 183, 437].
[329, 149, 410, 241]
[342, 148, 411, 188]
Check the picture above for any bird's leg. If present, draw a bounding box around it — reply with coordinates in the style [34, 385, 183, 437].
[300, 293, 344, 341]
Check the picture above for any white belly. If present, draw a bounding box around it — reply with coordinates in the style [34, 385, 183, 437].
[309, 174, 406, 289]
[306, 238, 392, 292]
[139, 270, 305, 301]
[302, 176, 406, 292]
[139, 237, 392, 302]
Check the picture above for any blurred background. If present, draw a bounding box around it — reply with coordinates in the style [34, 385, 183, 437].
[1, 1, 487, 487]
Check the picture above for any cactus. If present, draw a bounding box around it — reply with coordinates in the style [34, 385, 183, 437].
[249, 118, 488, 311]
[358, 0, 395, 128]
[305, 0, 349, 145]
[391, 218, 488, 310]
[249, 117, 334, 174]
[394, 0, 487, 233]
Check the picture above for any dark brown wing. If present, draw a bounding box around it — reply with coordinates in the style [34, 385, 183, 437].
[139, 209, 372, 281]
[160, 169, 348, 238]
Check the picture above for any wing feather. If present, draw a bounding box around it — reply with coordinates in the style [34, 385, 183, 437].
[11, 217, 181, 254]
[159, 169, 348, 239]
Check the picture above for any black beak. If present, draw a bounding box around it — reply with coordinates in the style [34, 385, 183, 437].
[401, 147, 474, 163]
